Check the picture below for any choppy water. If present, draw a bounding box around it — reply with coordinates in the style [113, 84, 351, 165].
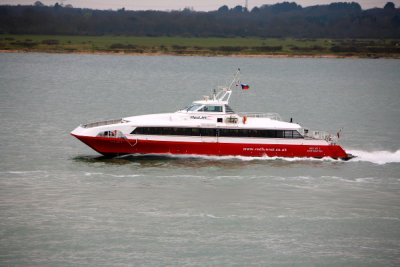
[0, 53, 399, 266]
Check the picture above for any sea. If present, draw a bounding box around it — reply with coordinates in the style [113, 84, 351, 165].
[0, 53, 399, 266]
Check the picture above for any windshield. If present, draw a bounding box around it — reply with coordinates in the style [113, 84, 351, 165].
[199, 105, 223, 112]
[225, 105, 234, 113]
[186, 104, 202, 112]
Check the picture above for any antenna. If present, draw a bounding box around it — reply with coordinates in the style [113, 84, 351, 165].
[228, 68, 241, 90]
[245, 0, 248, 11]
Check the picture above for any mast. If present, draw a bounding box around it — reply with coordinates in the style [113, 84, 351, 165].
[212, 69, 240, 103]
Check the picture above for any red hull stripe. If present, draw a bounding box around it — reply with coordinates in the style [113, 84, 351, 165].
[72, 134, 349, 159]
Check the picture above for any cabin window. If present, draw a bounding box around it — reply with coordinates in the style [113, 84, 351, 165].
[201, 128, 217, 136]
[191, 128, 199, 136]
[284, 130, 293, 138]
[276, 130, 284, 138]
[265, 130, 277, 138]
[292, 131, 303, 138]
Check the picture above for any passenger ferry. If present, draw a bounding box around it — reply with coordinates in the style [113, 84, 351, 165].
[71, 70, 354, 160]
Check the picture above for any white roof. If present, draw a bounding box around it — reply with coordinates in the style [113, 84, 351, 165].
[123, 112, 301, 130]
[192, 100, 228, 105]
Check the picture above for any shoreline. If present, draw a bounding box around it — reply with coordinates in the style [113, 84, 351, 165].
[2, 35, 399, 59]
[1, 49, 399, 59]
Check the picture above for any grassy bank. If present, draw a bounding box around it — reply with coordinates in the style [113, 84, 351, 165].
[1, 34, 399, 58]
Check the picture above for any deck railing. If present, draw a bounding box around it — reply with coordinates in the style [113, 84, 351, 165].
[302, 130, 335, 142]
[82, 119, 124, 128]
[239, 112, 282, 121]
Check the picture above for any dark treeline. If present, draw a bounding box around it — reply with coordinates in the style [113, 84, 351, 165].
[1, 1, 400, 38]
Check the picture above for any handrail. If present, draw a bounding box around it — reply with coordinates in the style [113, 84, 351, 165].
[82, 119, 125, 128]
[303, 130, 335, 143]
[238, 112, 282, 121]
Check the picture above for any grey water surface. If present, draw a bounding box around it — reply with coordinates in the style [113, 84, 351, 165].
[0, 53, 399, 266]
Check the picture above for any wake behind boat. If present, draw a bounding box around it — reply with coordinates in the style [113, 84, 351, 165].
[71, 70, 354, 160]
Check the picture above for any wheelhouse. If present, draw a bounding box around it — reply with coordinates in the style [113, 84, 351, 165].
[184, 104, 235, 114]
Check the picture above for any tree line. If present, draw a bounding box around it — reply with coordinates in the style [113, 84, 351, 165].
[0, 1, 399, 38]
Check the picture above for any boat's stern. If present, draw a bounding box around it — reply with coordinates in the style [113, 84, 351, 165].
[342, 153, 356, 161]
[331, 145, 356, 161]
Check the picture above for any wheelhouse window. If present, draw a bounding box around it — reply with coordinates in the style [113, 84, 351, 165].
[186, 104, 202, 112]
[198, 105, 223, 112]
[224, 105, 235, 113]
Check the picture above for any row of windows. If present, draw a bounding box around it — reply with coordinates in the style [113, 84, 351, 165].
[131, 127, 303, 139]
[220, 129, 303, 138]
